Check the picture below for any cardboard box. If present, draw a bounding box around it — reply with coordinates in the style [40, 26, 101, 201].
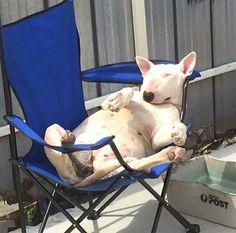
[167, 144, 236, 228]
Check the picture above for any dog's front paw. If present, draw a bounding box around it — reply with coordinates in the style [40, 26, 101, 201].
[171, 123, 187, 146]
[101, 92, 127, 112]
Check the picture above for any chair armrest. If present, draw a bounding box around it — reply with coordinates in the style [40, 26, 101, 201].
[187, 70, 201, 81]
[81, 61, 201, 84]
[81, 62, 143, 84]
[4, 115, 115, 153]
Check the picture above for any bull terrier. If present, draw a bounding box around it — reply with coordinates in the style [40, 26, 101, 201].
[44, 51, 197, 187]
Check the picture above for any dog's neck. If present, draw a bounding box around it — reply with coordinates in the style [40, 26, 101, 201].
[164, 96, 182, 113]
[169, 89, 183, 113]
[161, 101, 182, 113]
[171, 102, 182, 113]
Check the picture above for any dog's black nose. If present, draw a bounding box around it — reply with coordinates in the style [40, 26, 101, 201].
[143, 91, 154, 102]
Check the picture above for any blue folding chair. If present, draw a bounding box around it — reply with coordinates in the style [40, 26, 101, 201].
[0, 0, 201, 232]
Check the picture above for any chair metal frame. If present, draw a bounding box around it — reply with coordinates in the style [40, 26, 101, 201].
[0, 1, 201, 232]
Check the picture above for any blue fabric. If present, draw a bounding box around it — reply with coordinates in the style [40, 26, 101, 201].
[79, 162, 171, 191]
[1, 0, 87, 164]
[149, 162, 170, 177]
[76, 173, 134, 191]
[82, 60, 201, 84]
[24, 159, 135, 191]
[23, 160, 170, 192]
[131, 163, 170, 179]
[1, 0, 87, 138]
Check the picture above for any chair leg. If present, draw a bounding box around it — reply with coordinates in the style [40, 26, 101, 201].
[87, 192, 99, 220]
[40, 174, 127, 222]
[87, 186, 128, 220]
[22, 168, 87, 233]
[65, 177, 124, 233]
[38, 184, 59, 233]
[95, 185, 128, 217]
[151, 164, 173, 233]
[38, 175, 87, 212]
[12, 164, 27, 233]
[38, 200, 52, 233]
[137, 179, 200, 233]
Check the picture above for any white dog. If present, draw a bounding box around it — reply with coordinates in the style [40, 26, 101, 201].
[44, 51, 196, 187]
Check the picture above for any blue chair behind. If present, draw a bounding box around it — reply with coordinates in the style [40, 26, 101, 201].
[0, 1, 201, 232]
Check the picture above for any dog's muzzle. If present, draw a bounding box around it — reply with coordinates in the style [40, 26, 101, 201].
[143, 91, 154, 103]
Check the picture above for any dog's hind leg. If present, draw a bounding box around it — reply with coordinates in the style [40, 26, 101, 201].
[75, 146, 184, 187]
[44, 124, 68, 155]
[44, 124, 81, 184]
[127, 146, 185, 173]
[44, 124, 94, 185]
[74, 157, 133, 187]
[61, 131, 94, 178]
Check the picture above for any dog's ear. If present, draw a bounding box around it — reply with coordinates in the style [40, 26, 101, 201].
[136, 56, 154, 76]
[178, 51, 196, 77]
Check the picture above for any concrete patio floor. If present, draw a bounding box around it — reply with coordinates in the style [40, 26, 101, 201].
[11, 178, 236, 233]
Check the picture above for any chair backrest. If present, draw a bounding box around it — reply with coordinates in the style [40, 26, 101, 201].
[0, 0, 87, 163]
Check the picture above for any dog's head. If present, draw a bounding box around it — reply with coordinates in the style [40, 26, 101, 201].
[136, 51, 196, 107]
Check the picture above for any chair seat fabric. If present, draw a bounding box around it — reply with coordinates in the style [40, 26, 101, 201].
[22, 159, 170, 191]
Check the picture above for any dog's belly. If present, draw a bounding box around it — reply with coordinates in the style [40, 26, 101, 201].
[72, 106, 155, 160]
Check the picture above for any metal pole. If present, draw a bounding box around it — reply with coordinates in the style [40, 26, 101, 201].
[23, 169, 87, 233]
[43, 0, 49, 9]
[38, 183, 59, 233]
[0, 26, 26, 233]
[151, 164, 173, 233]
[65, 177, 123, 233]
[209, 0, 217, 139]
[137, 178, 195, 231]
[173, 0, 179, 62]
[89, 0, 102, 97]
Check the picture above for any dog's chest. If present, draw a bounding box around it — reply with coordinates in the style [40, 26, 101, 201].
[127, 100, 174, 129]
